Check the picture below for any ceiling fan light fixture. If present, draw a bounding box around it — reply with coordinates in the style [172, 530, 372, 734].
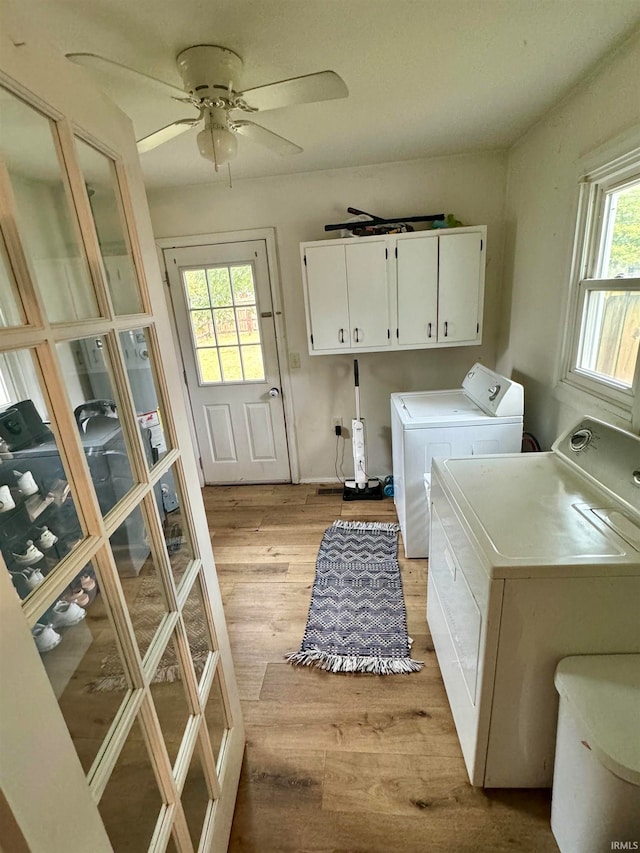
[197, 109, 238, 169]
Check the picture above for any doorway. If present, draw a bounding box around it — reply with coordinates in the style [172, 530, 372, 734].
[162, 235, 293, 484]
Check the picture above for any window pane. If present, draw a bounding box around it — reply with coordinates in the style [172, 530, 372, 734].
[1, 350, 84, 601]
[204, 669, 228, 766]
[241, 345, 265, 381]
[181, 744, 211, 847]
[190, 309, 216, 346]
[213, 308, 238, 346]
[99, 716, 163, 852]
[0, 232, 25, 327]
[150, 632, 192, 768]
[230, 264, 255, 305]
[110, 506, 168, 660]
[0, 88, 99, 322]
[602, 183, 640, 278]
[120, 328, 171, 466]
[57, 337, 137, 515]
[578, 289, 640, 387]
[207, 267, 232, 307]
[220, 347, 242, 381]
[74, 138, 142, 315]
[237, 306, 260, 344]
[184, 269, 209, 309]
[33, 561, 130, 774]
[183, 574, 213, 686]
[197, 349, 221, 383]
[159, 467, 194, 589]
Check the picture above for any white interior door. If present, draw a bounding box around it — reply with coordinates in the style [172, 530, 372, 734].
[0, 10, 244, 852]
[165, 241, 291, 484]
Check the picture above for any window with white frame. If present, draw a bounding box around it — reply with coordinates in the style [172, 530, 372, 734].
[563, 137, 640, 422]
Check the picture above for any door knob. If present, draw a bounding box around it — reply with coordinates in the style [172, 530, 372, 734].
[269, 387, 280, 397]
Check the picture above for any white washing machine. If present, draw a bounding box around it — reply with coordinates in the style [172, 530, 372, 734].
[427, 416, 640, 788]
[391, 363, 524, 558]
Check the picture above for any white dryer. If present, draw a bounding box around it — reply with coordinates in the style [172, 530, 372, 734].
[391, 363, 524, 558]
[428, 416, 640, 788]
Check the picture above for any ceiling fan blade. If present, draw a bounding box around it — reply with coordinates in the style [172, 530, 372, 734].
[239, 70, 348, 113]
[233, 121, 303, 155]
[137, 119, 200, 154]
[66, 53, 186, 100]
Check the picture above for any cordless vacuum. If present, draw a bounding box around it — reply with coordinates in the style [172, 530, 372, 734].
[343, 359, 383, 501]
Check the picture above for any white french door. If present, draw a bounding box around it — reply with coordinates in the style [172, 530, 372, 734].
[0, 9, 243, 853]
[165, 240, 291, 484]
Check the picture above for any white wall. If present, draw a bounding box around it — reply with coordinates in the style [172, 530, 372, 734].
[148, 151, 507, 481]
[497, 30, 640, 448]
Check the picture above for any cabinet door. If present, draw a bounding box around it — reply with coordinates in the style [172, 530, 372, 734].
[438, 232, 483, 343]
[396, 235, 438, 345]
[345, 240, 390, 348]
[304, 244, 350, 351]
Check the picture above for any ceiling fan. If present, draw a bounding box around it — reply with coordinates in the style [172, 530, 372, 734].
[67, 44, 349, 170]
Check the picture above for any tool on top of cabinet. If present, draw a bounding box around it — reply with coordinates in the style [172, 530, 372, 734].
[324, 207, 445, 236]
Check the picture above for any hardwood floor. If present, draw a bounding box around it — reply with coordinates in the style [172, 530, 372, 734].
[205, 484, 558, 853]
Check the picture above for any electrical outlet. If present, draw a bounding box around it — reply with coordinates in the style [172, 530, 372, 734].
[288, 351, 301, 369]
[332, 417, 342, 429]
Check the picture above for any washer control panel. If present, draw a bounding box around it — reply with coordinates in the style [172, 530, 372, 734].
[554, 417, 640, 514]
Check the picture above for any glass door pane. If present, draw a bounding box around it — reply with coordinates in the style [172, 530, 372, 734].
[0, 230, 26, 326]
[75, 138, 143, 316]
[0, 87, 100, 322]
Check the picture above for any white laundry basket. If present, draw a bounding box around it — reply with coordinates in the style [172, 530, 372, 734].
[551, 655, 640, 853]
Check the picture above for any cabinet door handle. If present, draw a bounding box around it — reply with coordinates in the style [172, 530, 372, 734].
[339, 328, 344, 343]
[444, 321, 448, 337]
[427, 322, 432, 338]
[354, 328, 360, 343]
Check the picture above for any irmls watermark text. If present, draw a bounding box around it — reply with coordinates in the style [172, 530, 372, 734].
[611, 843, 639, 850]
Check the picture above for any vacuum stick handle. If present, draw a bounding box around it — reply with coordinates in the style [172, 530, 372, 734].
[354, 359, 359, 387]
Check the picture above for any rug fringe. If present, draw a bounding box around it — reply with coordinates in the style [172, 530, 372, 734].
[286, 648, 423, 675]
[332, 519, 400, 533]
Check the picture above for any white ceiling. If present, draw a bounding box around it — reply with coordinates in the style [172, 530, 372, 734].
[16, 0, 640, 189]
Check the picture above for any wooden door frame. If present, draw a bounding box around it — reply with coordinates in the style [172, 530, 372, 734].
[156, 228, 300, 485]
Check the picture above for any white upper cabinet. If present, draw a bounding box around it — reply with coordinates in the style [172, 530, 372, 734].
[396, 233, 439, 345]
[301, 226, 486, 355]
[303, 239, 390, 351]
[437, 230, 485, 343]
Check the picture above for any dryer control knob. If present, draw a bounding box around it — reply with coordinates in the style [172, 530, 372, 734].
[569, 428, 592, 452]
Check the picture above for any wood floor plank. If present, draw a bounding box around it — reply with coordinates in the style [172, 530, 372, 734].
[241, 699, 461, 756]
[214, 562, 289, 581]
[259, 661, 448, 705]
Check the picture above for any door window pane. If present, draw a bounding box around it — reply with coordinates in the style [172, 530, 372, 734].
[0, 88, 99, 322]
[181, 744, 211, 848]
[32, 561, 130, 774]
[158, 466, 193, 589]
[74, 138, 143, 315]
[205, 669, 228, 766]
[183, 574, 213, 686]
[99, 716, 163, 852]
[119, 328, 171, 466]
[0, 231, 26, 326]
[183, 264, 265, 384]
[110, 506, 169, 660]
[149, 632, 192, 768]
[58, 336, 138, 514]
[1, 350, 83, 600]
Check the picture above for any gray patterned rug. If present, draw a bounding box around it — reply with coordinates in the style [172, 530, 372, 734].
[287, 520, 423, 675]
